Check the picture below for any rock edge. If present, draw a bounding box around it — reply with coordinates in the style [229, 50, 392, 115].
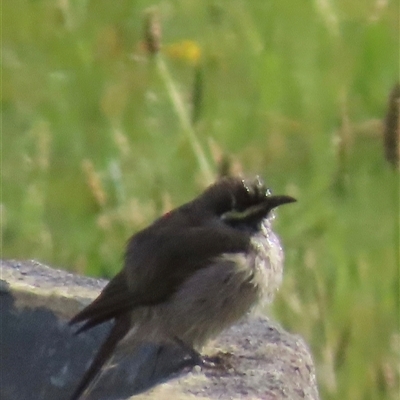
[0, 259, 320, 400]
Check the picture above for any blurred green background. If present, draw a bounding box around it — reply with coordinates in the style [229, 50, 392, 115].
[2, 0, 399, 399]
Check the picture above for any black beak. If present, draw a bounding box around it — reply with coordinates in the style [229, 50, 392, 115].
[222, 195, 296, 225]
[265, 195, 297, 210]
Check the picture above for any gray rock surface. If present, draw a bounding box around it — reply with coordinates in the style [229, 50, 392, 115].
[0, 259, 320, 400]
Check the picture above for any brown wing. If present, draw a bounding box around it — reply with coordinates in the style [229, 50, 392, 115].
[122, 224, 251, 303]
[70, 224, 249, 333]
[69, 271, 132, 333]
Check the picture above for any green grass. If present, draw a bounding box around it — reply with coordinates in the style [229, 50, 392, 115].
[2, 1, 399, 399]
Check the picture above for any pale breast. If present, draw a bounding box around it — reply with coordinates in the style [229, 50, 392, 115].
[249, 217, 284, 307]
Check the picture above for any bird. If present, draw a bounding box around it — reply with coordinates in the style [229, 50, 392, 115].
[69, 176, 296, 399]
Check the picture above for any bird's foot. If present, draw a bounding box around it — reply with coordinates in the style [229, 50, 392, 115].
[173, 337, 235, 372]
[197, 351, 237, 374]
[199, 351, 234, 371]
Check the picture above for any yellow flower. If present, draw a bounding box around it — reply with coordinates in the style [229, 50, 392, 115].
[165, 40, 202, 65]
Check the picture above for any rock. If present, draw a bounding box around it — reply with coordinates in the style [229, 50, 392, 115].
[0, 259, 320, 400]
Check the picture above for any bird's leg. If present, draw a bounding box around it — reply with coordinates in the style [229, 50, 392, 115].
[202, 351, 235, 370]
[173, 336, 204, 365]
[172, 337, 233, 370]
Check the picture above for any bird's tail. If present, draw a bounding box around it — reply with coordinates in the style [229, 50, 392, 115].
[69, 315, 131, 400]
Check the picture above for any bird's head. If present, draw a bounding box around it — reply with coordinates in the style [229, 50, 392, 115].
[198, 176, 296, 231]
